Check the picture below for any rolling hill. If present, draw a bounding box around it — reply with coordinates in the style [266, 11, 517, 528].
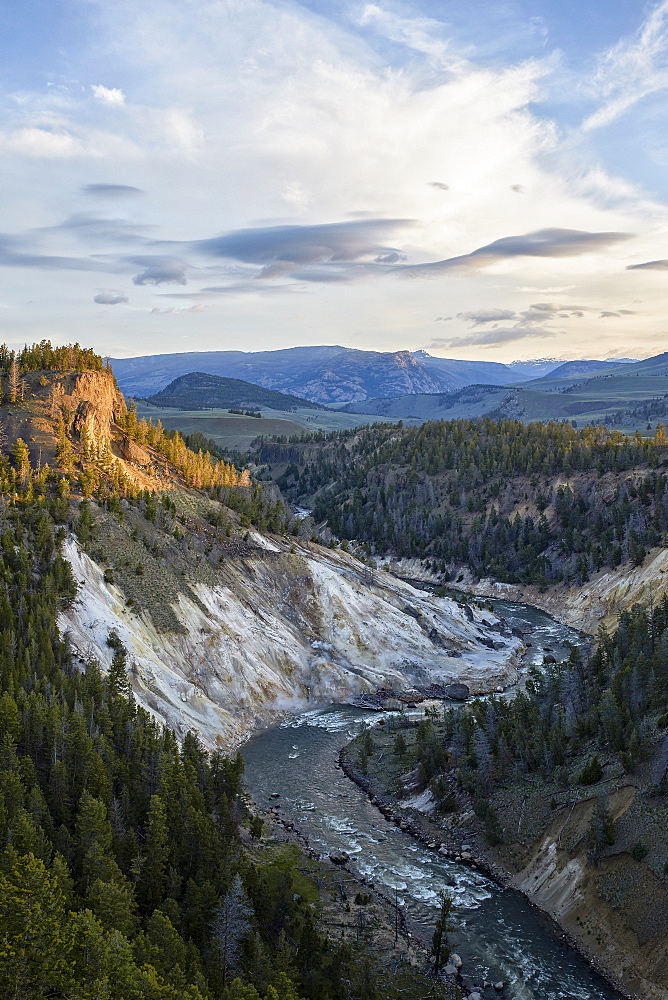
[543, 358, 635, 379]
[145, 371, 327, 411]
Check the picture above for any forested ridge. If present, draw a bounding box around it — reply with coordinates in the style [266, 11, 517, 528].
[0, 344, 412, 1000]
[0, 498, 358, 1000]
[371, 596, 668, 867]
[0, 339, 296, 536]
[252, 418, 668, 585]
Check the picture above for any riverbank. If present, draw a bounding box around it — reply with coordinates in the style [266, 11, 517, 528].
[340, 712, 668, 1000]
[244, 792, 463, 1000]
[338, 742, 630, 997]
[383, 548, 668, 635]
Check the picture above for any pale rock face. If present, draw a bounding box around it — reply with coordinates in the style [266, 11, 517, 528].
[384, 547, 668, 635]
[59, 536, 523, 749]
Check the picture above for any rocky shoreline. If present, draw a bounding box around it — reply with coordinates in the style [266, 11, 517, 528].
[338, 747, 634, 1000]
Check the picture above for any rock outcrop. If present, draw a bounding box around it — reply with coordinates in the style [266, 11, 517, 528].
[59, 534, 524, 749]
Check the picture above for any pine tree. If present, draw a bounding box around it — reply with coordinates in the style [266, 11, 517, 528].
[211, 874, 253, 986]
[431, 891, 455, 973]
[7, 357, 20, 404]
[11, 438, 31, 490]
[140, 795, 169, 911]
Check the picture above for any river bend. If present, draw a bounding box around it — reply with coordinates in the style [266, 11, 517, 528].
[242, 599, 622, 1000]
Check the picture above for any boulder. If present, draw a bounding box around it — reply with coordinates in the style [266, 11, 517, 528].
[450, 953, 463, 969]
[445, 683, 470, 701]
[116, 431, 152, 467]
[329, 851, 349, 865]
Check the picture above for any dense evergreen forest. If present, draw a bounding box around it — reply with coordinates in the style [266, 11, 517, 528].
[252, 418, 668, 585]
[0, 498, 360, 1000]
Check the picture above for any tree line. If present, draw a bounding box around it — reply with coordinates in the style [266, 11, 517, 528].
[251, 418, 668, 585]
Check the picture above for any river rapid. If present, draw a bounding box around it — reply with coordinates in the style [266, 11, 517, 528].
[242, 598, 623, 1000]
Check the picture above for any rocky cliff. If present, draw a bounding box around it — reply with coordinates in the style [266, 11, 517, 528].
[60, 524, 523, 749]
[1, 369, 176, 490]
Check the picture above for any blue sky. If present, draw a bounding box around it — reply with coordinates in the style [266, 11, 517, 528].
[1, 0, 668, 362]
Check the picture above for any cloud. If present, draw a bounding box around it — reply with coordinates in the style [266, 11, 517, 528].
[92, 85, 126, 106]
[150, 303, 210, 314]
[0, 127, 88, 159]
[54, 212, 149, 244]
[374, 251, 406, 263]
[583, 1, 668, 131]
[94, 289, 128, 305]
[398, 228, 632, 276]
[627, 259, 668, 270]
[528, 301, 569, 312]
[190, 219, 412, 277]
[0, 118, 139, 160]
[81, 184, 144, 198]
[356, 4, 465, 69]
[183, 222, 631, 286]
[430, 325, 549, 348]
[0, 234, 110, 272]
[457, 308, 517, 325]
[131, 257, 189, 285]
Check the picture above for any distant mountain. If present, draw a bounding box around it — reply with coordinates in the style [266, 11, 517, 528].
[409, 350, 528, 386]
[505, 358, 565, 378]
[341, 350, 668, 431]
[112, 346, 559, 404]
[111, 346, 650, 406]
[113, 347, 446, 402]
[146, 372, 326, 411]
[546, 359, 633, 380]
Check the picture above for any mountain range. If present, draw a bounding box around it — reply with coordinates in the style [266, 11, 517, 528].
[113, 346, 616, 403]
[339, 351, 668, 429]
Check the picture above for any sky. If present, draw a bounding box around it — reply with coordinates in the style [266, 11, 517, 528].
[1, 0, 668, 362]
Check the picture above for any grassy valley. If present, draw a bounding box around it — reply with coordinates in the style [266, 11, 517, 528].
[134, 400, 415, 453]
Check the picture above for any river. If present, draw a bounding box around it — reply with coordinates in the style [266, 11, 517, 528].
[242, 598, 623, 1000]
